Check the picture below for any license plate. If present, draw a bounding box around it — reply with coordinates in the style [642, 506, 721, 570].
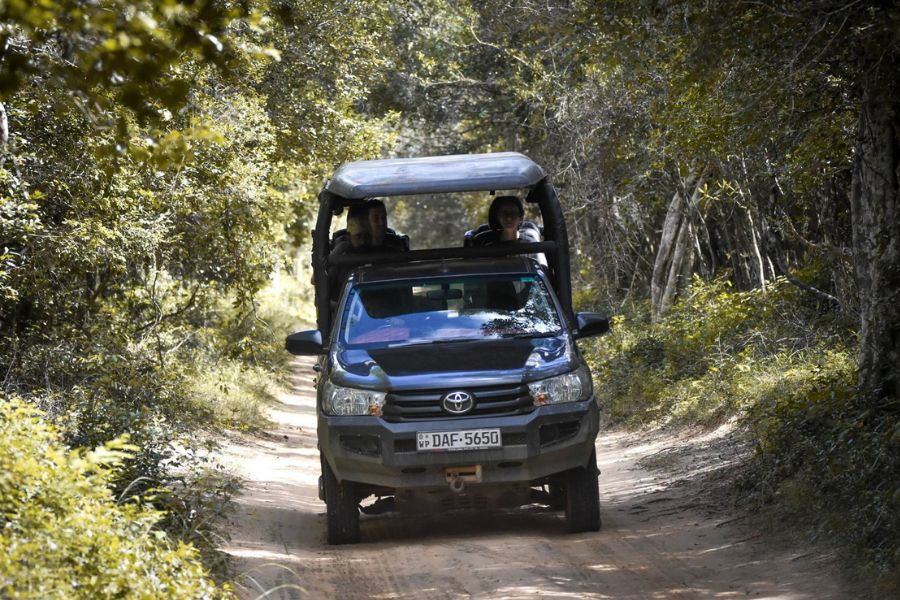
[416, 429, 502, 451]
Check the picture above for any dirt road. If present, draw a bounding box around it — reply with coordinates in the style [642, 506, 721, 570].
[221, 357, 848, 599]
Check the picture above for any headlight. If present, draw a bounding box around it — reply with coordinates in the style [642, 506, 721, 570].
[528, 364, 592, 405]
[322, 381, 386, 416]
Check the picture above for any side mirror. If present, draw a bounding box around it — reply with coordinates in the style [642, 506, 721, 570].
[574, 313, 610, 339]
[285, 330, 325, 355]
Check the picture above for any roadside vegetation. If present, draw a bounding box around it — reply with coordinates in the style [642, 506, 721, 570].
[0, 397, 229, 599]
[586, 277, 855, 428]
[1, 0, 385, 594]
[583, 277, 898, 594]
[1, 0, 898, 597]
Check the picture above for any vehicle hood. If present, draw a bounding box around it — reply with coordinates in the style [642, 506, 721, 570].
[329, 335, 575, 391]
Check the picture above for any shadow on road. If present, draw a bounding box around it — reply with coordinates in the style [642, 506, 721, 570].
[220, 356, 848, 600]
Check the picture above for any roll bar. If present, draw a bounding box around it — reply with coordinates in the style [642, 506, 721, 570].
[311, 154, 572, 336]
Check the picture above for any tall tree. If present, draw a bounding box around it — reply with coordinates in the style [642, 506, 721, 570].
[0, 0, 402, 494]
[851, 49, 900, 403]
[531, 0, 896, 397]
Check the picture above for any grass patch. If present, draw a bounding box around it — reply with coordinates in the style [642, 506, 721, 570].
[185, 269, 312, 432]
[186, 360, 278, 432]
[743, 368, 900, 596]
[586, 276, 852, 427]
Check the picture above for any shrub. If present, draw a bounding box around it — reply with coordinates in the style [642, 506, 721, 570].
[1, 271, 311, 584]
[744, 367, 900, 594]
[186, 271, 311, 431]
[584, 274, 898, 592]
[0, 396, 229, 599]
[586, 276, 852, 426]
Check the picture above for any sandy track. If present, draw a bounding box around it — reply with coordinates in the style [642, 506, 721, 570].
[221, 356, 848, 599]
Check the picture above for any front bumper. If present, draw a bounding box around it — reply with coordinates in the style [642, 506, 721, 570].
[318, 399, 599, 489]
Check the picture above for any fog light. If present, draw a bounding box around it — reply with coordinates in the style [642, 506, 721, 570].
[340, 434, 382, 457]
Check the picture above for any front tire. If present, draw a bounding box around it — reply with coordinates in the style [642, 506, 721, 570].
[565, 450, 601, 533]
[322, 456, 361, 544]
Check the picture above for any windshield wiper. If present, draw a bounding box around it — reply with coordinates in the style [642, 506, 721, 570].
[425, 337, 484, 344]
[499, 332, 558, 339]
[386, 337, 481, 347]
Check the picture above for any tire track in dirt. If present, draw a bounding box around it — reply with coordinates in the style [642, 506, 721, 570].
[221, 356, 849, 599]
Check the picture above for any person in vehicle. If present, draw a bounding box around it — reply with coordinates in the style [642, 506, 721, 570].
[471, 195, 547, 266]
[471, 196, 540, 243]
[365, 199, 408, 251]
[334, 205, 371, 252]
[323, 205, 370, 300]
[327, 199, 408, 252]
[470, 195, 527, 246]
[493, 195, 526, 243]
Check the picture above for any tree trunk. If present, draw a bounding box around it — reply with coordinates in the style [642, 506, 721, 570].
[0, 101, 7, 170]
[651, 171, 704, 320]
[651, 189, 684, 318]
[745, 207, 767, 291]
[850, 64, 900, 404]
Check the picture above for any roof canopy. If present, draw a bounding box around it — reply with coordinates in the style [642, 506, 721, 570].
[324, 152, 546, 199]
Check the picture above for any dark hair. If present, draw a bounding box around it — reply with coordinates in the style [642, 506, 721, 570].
[488, 195, 524, 230]
[347, 204, 369, 224]
[365, 198, 386, 213]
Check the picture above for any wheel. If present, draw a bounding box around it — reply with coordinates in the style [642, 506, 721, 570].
[321, 456, 361, 544]
[564, 451, 601, 533]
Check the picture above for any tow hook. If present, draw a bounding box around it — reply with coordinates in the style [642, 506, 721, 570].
[445, 465, 482, 493]
[448, 475, 466, 493]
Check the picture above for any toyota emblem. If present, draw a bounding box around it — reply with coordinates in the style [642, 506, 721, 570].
[441, 391, 474, 415]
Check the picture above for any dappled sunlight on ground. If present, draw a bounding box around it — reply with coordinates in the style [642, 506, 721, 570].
[219, 356, 848, 600]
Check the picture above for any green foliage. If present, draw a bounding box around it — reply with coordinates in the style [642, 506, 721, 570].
[3, 0, 894, 591]
[588, 276, 850, 426]
[586, 275, 898, 591]
[0, 0, 273, 148]
[187, 272, 312, 432]
[0, 396, 228, 599]
[0, 0, 353, 583]
[261, 0, 400, 244]
[1, 0, 390, 583]
[744, 372, 900, 594]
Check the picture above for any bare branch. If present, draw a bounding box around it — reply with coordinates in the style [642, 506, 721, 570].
[772, 252, 841, 308]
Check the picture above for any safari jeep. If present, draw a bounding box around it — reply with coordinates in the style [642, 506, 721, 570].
[286, 152, 610, 544]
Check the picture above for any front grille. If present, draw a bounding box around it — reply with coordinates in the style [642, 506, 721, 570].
[382, 384, 534, 422]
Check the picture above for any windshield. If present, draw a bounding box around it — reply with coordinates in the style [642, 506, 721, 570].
[339, 275, 562, 348]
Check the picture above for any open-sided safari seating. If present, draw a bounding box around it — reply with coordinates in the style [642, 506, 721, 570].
[310, 152, 574, 335]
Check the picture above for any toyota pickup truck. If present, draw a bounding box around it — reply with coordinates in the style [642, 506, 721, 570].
[286, 152, 610, 544]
